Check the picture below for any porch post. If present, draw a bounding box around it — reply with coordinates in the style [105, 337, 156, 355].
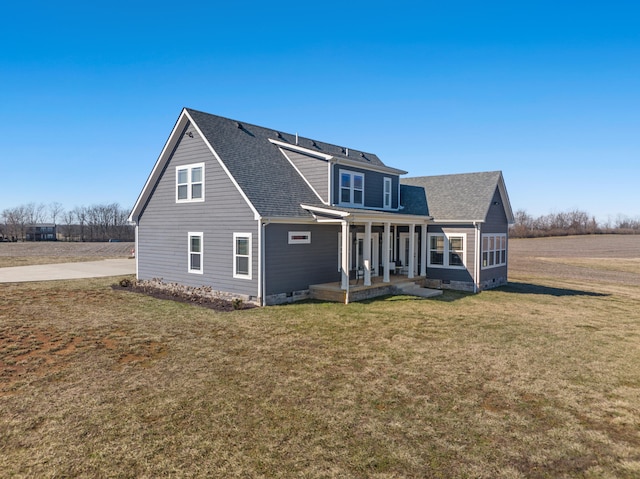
[340, 220, 349, 296]
[408, 223, 415, 279]
[364, 221, 372, 286]
[382, 221, 390, 283]
[420, 223, 427, 276]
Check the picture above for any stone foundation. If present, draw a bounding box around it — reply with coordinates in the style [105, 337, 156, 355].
[265, 289, 310, 305]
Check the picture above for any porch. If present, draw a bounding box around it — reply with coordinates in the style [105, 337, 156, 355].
[309, 274, 442, 303]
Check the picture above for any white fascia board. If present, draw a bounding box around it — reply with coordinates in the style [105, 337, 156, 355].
[334, 157, 407, 175]
[268, 138, 334, 161]
[278, 148, 328, 205]
[349, 212, 431, 223]
[128, 109, 190, 223]
[498, 174, 515, 224]
[185, 110, 262, 221]
[300, 204, 351, 218]
[430, 219, 485, 224]
[260, 216, 318, 225]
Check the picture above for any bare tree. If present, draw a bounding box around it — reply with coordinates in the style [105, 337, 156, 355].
[49, 202, 64, 225]
[61, 209, 76, 241]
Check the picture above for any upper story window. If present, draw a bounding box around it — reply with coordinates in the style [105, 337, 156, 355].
[176, 163, 205, 203]
[339, 170, 364, 207]
[383, 177, 392, 209]
[428, 233, 466, 269]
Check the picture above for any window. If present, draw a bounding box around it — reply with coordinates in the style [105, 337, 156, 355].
[482, 234, 507, 269]
[430, 235, 444, 265]
[233, 233, 252, 279]
[383, 177, 392, 209]
[339, 170, 364, 206]
[176, 163, 204, 202]
[288, 231, 311, 244]
[428, 233, 465, 268]
[188, 232, 203, 274]
[449, 237, 464, 266]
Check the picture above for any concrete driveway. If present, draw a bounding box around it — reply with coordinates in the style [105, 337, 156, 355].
[0, 259, 136, 283]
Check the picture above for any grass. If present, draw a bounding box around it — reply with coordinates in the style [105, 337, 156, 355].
[1, 241, 640, 477]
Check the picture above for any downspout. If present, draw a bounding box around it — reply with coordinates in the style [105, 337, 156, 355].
[134, 224, 139, 278]
[259, 220, 267, 306]
[473, 221, 480, 293]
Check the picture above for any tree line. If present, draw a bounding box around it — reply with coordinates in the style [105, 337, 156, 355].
[510, 209, 640, 238]
[1, 202, 134, 242]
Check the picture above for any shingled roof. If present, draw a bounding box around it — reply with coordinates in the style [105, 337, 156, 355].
[401, 171, 513, 222]
[187, 108, 394, 218]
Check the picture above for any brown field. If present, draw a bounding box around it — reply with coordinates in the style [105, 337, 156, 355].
[1, 235, 639, 478]
[0, 241, 135, 267]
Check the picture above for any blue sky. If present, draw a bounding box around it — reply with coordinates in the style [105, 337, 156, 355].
[2, 1, 638, 223]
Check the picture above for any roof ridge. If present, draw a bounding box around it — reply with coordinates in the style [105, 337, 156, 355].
[185, 107, 380, 162]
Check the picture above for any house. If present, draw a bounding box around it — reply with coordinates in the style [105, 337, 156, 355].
[128, 108, 513, 305]
[25, 224, 57, 241]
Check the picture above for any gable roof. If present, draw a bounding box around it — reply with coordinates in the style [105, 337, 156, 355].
[401, 171, 514, 223]
[130, 108, 404, 222]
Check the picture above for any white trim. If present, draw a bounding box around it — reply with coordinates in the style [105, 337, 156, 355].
[176, 162, 205, 203]
[233, 232, 252, 279]
[134, 225, 139, 278]
[185, 110, 262, 221]
[301, 204, 351, 218]
[129, 112, 191, 222]
[481, 233, 507, 269]
[427, 232, 467, 269]
[268, 138, 334, 160]
[383, 177, 392, 209]
[288, 231, 311, 244]
[258, 220, 263, 305]
[333, 157, 407, 175]
[338, 169, 365, 207]
[278, 148, 327, 204]
[188, 232, 204, 274]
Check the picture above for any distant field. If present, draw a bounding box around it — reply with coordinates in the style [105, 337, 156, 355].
[510, 234, 640, 287]
[1, 235, 639, 478]
[0, 241, 134, 267]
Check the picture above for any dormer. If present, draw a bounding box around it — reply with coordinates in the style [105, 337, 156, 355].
[269, 138, 406, 211]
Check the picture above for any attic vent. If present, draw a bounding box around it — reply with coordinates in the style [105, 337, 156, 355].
[311, 140, 317, 148]
[236, 121, 243, 129]
[275, 131, 283, 139]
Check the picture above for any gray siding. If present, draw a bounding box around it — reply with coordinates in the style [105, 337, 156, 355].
[282, 150, 329, 203]
[479, 187, 509, 286]
[426, 225, 476, 284]
[265, 223, 340, 294]
[332, 166, 399, 209]
[137, 124, 259, 297]
[483, 187, 509, 234]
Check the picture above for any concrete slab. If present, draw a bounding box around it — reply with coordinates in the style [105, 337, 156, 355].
[0, 259, 136, 283]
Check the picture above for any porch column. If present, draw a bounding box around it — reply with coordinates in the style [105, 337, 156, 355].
[364, 221, 372, 286]
[420, 224, 427, 276]
[408, 223, 415, 279]
[340, 220, 349, 292]
[382, 221, 390, 283]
